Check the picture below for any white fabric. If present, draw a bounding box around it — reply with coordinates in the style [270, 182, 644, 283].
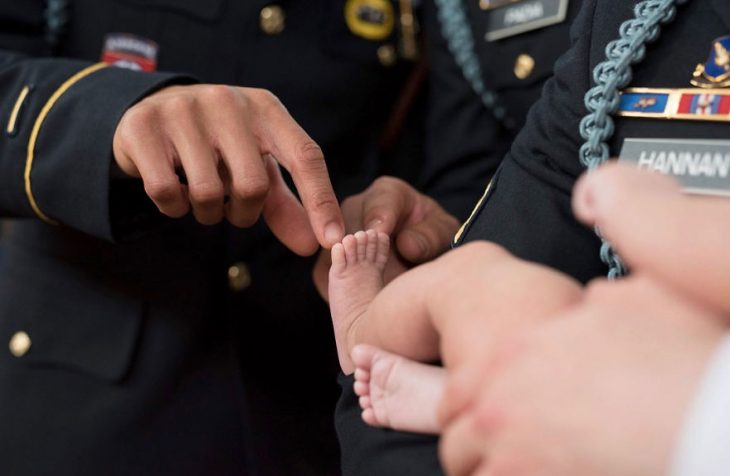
[670, 333, 730, 476]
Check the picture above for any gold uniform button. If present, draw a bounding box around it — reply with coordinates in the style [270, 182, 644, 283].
[514, 54, 536, 80]
[260, 5, 285, 35]
[9, 331, 31, 358]
[228, 262, 252, 292]
[377, 44, 397, 67]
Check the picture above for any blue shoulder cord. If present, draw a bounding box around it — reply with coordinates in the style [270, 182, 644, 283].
[578, 0, 687, 279]
[45, 0, 69, 51]
[433, 0, 516, 130]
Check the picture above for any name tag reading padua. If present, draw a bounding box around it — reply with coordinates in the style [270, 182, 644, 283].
[483, 0, 569, 42]
[620, 138, 730, 197]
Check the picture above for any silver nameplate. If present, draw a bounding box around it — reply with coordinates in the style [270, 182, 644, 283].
[485, 0, 569, 42]
[619, 138, 730, 197]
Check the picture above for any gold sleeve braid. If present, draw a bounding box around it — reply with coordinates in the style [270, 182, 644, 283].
[25, 62, 109, 224]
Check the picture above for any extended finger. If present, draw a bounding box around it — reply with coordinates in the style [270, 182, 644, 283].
[438, 364, 485, 429]
[440, 412, 489, 476]
[262, 155, 319, 256]
[254, 90, 343, 248]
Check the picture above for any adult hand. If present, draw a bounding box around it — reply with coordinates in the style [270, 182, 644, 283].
[313, 176, 460, 300]
[573, 162, 730, 315]
[439, 276, 725, 476]
[113, 84, 344, 256]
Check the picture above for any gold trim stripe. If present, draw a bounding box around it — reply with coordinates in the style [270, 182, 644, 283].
[453, 179, 493, 245]
[617, 87, 730, 122]
[25, 63, 108, 224]
[398, 0, 417, 60]
[7, 86, 30, 135]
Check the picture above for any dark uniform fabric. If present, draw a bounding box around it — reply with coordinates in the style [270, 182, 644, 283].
[335, 0, 584, 474]
[459, 0, 730, 281]
[0, 1, 439, 475]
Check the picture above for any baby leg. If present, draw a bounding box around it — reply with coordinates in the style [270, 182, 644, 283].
[329, 229, 443, 373]
[329, 230, 391, 373]
[352, 344, 446, 435]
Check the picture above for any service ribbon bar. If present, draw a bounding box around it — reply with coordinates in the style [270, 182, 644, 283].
[617, 88, 730, 122]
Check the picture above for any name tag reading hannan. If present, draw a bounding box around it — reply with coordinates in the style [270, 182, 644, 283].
[485, 0, 569, 42]
[619, 138, 730, 197]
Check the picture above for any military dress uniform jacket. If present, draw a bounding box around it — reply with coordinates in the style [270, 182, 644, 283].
[0, 1, 449, 475]
[334, 0, 586, 474]
[458, 0, 730, 278]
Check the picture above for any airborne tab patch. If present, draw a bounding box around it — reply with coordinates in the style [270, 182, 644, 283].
[101, 33, 158, 72]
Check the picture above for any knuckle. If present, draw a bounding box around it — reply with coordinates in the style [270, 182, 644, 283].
[202, 84, 237, 105]
[164, 94, 196, 116]
[231, 177, 270, 203]
[291, 141, 326, 171]
[189, 181, 224, 205]
[371, 175, 404, 190]
[251, 88, 283, 111]
[474, 404, 508, 435]
[308, 188, 339, 211]
[145, 179, 179, 203]
[118, 106, 156, 144]
[297, 141, 325, 163]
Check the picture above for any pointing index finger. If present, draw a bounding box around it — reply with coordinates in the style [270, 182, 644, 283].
[255, 92, 344, 248]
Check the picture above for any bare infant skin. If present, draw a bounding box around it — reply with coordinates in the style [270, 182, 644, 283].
[328, 230, 582, 434]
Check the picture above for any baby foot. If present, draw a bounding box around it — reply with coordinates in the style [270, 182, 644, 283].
[352, 344, 446, 435]
[329, 230, 390, 373]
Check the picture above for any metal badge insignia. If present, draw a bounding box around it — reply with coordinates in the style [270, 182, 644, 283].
[345, 0, 396, 41]
[101, 33, 158, 72]
[691, 36, 730, 88]
[484, 0, 568, 42]
[619, 138, 730, 197]
[479, 0, 523, 10]
[616, 88, 730, 122]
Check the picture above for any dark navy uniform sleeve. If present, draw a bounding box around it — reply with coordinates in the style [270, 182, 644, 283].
[458, 0, 607, 283]
[336, 374, 444, 476]
[0, 47, 191, 241]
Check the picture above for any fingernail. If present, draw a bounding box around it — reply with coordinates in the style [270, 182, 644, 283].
[572, 173, 599, 223]
[324, 222, 344, 246]
[366, 218, 384, 231]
